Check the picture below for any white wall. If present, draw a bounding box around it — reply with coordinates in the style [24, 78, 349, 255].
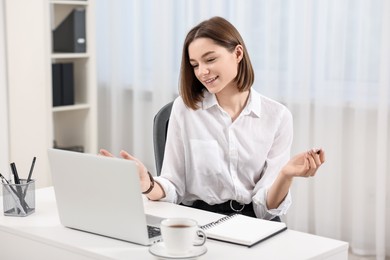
[0, 0, 9, 178]
[4, 0, 52, 188]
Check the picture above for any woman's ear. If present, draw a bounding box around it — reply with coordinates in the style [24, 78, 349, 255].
[235, 45, 244, 63]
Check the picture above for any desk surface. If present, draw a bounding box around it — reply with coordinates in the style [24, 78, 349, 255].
[0, 187, 348, 260]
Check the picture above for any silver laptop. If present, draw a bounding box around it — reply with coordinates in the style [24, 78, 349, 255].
[47, 148, 163, 246]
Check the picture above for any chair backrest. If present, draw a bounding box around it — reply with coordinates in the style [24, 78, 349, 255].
[153, 101, 174, 176]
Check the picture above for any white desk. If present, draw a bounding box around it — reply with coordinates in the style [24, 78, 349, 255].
[0, 187, 348, 260]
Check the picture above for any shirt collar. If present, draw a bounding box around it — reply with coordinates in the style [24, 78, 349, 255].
[201, 89, 262, 117]
[243, 88, 262, 118]
[201, 91, 219, 110]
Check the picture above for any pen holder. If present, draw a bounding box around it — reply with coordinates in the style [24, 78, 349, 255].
[2, 179, 35, 217]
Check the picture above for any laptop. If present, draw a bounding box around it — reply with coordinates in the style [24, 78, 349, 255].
[47, 148, 163, 246]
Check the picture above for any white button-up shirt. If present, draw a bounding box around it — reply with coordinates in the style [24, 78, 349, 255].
[155, 89, 293, 219]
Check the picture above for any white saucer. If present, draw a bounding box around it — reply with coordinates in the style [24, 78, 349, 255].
[149, 242, 207, 259]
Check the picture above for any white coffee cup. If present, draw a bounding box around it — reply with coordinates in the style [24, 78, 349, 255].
[160, 218, 206, 255]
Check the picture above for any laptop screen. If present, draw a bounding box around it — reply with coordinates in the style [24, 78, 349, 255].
[48, 148, 162, 245]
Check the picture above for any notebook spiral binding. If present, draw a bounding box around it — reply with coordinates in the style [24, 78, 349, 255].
[200, 213, 239, 230]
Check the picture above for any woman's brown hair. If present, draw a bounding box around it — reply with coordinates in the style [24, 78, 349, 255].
[179, 16, 255, 110]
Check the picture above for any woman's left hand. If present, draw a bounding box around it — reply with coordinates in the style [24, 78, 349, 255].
[281, 148, 325, 179]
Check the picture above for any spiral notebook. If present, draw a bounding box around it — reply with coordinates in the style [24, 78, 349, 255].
[200, 214, 287, 247]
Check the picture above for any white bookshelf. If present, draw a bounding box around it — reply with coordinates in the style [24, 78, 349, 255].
[5, 0, 97, 188]
[49, 0, 97, 154]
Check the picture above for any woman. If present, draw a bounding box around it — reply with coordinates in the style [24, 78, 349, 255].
[100, 16, 325, 220]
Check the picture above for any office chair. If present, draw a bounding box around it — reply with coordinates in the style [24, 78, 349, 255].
[153, 101, 174, 176]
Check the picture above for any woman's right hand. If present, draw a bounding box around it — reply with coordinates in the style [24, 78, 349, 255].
[99, 149, 152, 193]
[281, 148, 325, 179]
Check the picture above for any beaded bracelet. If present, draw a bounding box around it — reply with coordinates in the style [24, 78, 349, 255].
[142, 171, 155, 194]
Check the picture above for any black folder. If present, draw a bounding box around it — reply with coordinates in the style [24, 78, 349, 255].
[53, 8, 86, 53]
[52, 63, 62, 107]
[61, 63, 74, 105]
[51, 63, 75, 106]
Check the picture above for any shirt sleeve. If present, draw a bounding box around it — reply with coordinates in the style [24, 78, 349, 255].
[154, 98, 186, 204]
[253, 188, 292, 220]
[252, 106, 293, 220]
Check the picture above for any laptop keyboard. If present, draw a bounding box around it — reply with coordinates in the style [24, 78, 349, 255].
[147, 225, 161, 238]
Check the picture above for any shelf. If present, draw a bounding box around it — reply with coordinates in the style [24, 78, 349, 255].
[50, 1, 88, 6]
[51, 53, 89, 59]
[52, 103, 90, 112]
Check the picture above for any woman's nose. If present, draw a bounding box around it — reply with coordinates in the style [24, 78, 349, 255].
[198, 64, 209, 76]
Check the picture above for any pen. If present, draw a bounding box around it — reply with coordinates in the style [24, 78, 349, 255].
[0, 173, 21, 203]
[0, 173, 14, 191]
[9, 163, 29, 212]
[10, 162, 20, 184]
[0, 173, 27, 215]
[312, 148, 321, 155]
[27, 157, 36, 182]
[23, 157, 36, 201]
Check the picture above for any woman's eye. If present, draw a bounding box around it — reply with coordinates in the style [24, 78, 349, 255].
[207, 58, 216, 62]
[191, 64, 199, 69]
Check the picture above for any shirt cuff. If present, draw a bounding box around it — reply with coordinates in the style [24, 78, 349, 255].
[252, 188, 292, 220]
[153, 176, 178, 203]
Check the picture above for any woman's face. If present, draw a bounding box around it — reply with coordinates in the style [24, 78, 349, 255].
[188, 38, 243, 94]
